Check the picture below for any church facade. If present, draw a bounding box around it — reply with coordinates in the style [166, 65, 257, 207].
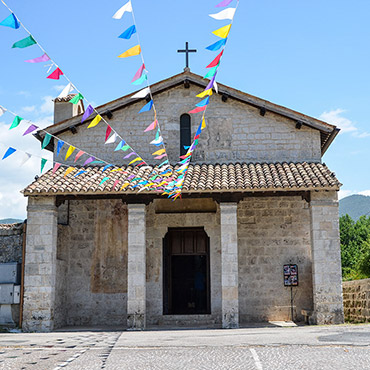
[22, 71, 344, 332]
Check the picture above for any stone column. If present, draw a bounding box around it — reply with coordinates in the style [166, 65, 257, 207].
[220, 202, 239, 329]
[310, 191, 344, 325]
[22, 196, 58, 332]
[127, 204, 146, 330]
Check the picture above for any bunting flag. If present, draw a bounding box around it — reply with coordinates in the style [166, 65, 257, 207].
[205, 73, 217, 90]
[23, 124, 38, 136]
[9, 115, 23, 130]
[216, 0, 233, 7]
[206, 38, 227, 51]
[74, 150, 85, 162]
[189, 106, 207, 114]
[131, 73, 147, 86]
[69, 93, 84, 104]
[105, 133, 117, 144]
[113, 1, 132, 19]
[75, 170, 86, 177]
[131, 64, 145, 83]
[47, 67, 63, 80]
[87, 114, 101, 128]
[113, 180, 120, 190]
[52, 162, 61, 174]
[99, 177, 110, 186]
[65, 145, 76, 160]
[81, 105, 94, 123]
[212, 24, 231, 39]
[209, 8, 236, 20]
[121, 144, 130, 151]
[119, 25, 136, 39]
[0, 106, 6, 116]
[20, 152, 31, 167]
[64, 167, 74, 177]
[201, 117, 206, 130]
[103, 164, 114, 171]
[24, 53, 50, 63]
[214, 81, 219, 93]
[204, 64, 219, 79]
[124, 152, 136, 159]
[0, 13, 20, 29]
[131, 87, 150, 99]
[41, 133, 52, 149]
[154, 154, 167, 160]
[56, 140, 64, 156]
[153, 148, 166, 156]
[138, 100, 153, 113]
[196, 89, 213, 98]
[144, 120, 157, 132]
[118, 45, 141, 58]
[83, 156, 94, 166]
[196, 97, 210, 107]
[12, 35, 37, 49]
[41, 158, 48, 173]
[114, 140, 126, 151]
[58, 82, 74, 98]
[207, 50, 224, 68]
[105, 125, 112, 141]
[150, 136, 163, 145]
[2, 147, 16, 160]
[120, 182, 130, 190]
[129, 157, 142, 165]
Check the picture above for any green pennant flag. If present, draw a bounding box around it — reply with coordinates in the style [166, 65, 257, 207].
[69, 93, 84, 104]
[9, 115, 23, 130]
[41, 133, 52, 149]
[41, 158, 47, 173]
[121, 144, 130, 151]
[204, 64, 219, 79]
[12, 35, 37, 49]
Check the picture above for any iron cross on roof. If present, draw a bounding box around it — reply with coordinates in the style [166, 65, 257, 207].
[177, 42, 197, 70]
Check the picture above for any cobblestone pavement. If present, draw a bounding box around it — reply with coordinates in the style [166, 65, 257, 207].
[0, 324, 370, 369]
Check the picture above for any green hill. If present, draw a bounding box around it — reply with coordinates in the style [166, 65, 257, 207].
[0, 218, 23, 224]
[339, 195, 370, 220]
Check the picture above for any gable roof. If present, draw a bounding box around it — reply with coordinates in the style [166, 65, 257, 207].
[39, 70, 339, 155]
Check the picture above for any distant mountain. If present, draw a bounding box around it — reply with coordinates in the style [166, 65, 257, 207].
[339, 195, 370, 220]
[0, 218, 23, 224]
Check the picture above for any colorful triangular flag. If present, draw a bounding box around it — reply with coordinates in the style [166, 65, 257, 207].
[113, 1, 132, 19]
[69, 93, 84, 104]
[2, 147, 16, 160]
[138, 100, 153, 113]
[9, 115, 23, 130]
[118, 45, 141, 58]
[47, 67, 63, 80]
[0, 13, 19, 29]
[12, 35, 37, 49]
[25, 53, 50, 63]
[119, 25, 136, 39]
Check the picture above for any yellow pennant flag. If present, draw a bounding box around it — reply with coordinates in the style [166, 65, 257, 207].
[120, 182, 130, 190]
[87, 114, 101, 128]
[129, 157, 142, 165]
[201, 117, 206, 130]
[65, 145, 76, 160]
[64, 167, 75, 177]
[152, 148, 166, 156]
[212, 24, 231, 39]
[118, 45, 141, 58]
[196, 89, 213, 98]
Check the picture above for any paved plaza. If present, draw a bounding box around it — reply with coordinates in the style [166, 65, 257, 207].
[0, 324, 370, 369]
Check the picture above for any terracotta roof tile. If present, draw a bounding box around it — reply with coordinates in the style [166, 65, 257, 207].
[53, 94, 76, 103]
[22, 162, 341, 196]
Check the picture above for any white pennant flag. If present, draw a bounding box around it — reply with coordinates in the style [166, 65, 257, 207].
[209, 8, 236, 21]
[20, 152, 32, 167]
[130, 87, 150, 99]
[58, 83, 75, 98]
[214, 81, 219, 94]
[150, 136, 163, 145]
[0, 105, 7, 116]
[105, 133, 117, 144]
[113, 1, 132, 19]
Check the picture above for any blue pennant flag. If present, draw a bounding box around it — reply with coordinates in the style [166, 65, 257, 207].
[102, 164, 114, 172]
[206, 38, 227, 51]
[114, 140, 126, 151]
[196, 96, 210, 107]
[118, 25, 136, 39]
[0, 13, 20, 29]
[2, 147, 16, 160]
[56, 140, 64, 157]
[74, 170, 86, 177]
[138, 100, 153, 114]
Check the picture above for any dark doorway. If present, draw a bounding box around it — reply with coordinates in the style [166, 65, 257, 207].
[163, 228, 210, 315]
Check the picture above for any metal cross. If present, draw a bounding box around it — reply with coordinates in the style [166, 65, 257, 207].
[177, 42, 197, 69]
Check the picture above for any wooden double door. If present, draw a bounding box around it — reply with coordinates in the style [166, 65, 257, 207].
[163, 228, 211, 315]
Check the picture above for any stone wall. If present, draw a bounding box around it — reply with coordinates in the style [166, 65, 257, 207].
[0, 223, 24, 264]
[238, 195, 313, 322]
[55, 84, 321, 166]
[343, 279, 370, 323]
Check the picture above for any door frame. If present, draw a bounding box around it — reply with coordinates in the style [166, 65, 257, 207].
[163, 227, 211, 315]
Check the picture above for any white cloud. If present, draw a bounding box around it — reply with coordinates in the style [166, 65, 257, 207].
[21, 105, 36, 113]
[338, 189, 356, 200]
[359, 190, 370, 197]
[40, 96, 54, 115]
[319, 109, 370, 138]
[52, 84, 65, 92]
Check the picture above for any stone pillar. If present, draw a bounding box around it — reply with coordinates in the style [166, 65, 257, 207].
[220, 202, 239, 329]
[22, 196, 58, 332]
[127, 204, 146, 330]
[310, 191, 344, 325]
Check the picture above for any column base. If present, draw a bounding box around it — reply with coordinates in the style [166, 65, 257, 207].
[127, 313, 146, 330]
[222, 312, 239, 329]
[312, 310, 344, 325]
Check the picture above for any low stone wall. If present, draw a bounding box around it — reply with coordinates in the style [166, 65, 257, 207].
[343, 279, 370, 323]
[0, 223, 24, 264]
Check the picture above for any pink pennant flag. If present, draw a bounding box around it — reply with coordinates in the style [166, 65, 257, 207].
[47, 67, 63, 80]
[23, 124, 38, 136]
[74, 150, 85, 162]
[105, 125, 112, 142]
[24, 53, 50, 63]
[189, 106, 207, 114]
[216, 0, 233, 7]
[144, 120, 158, 132]
[154, 154, 167, 159]
[206, 50, 224, 68]
[113, 180, 120, 189]
[52, 162, 61, 174]
[131, 63, 145, 83]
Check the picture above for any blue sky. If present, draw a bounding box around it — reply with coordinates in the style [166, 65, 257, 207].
[0, 0, 369, 219]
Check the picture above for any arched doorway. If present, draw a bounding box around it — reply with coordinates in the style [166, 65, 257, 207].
[163, 228, 210, 315]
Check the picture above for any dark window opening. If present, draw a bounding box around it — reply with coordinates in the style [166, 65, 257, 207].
[180, 114, 191, 157]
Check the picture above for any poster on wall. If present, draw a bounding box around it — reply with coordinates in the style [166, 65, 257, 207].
[284, 264, 298, 286]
